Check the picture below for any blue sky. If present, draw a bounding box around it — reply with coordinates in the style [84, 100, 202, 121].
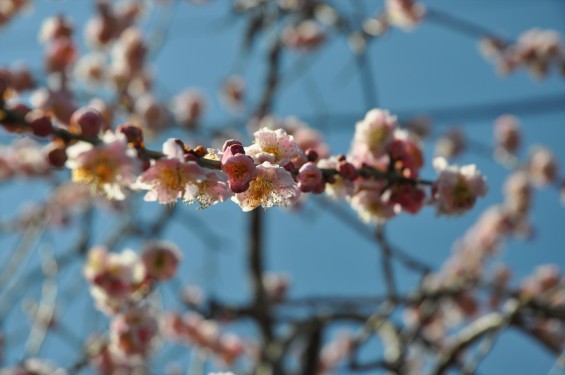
[1, 1, 565, 374]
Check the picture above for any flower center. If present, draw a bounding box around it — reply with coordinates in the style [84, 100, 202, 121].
[262, 146, 281, 161]
[248, 177, 273, 204]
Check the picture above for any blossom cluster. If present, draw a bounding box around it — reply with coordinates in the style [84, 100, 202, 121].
[0, 99, 491, 221]
[481, 29, 565, 79]
[164, 311, 245, 366]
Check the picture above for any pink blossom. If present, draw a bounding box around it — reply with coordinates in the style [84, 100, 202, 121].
[297, 161, 324, 193]
[109, 306, 159, 359]
[349, 109, 397, 164]
[141, 241, 182, 281]
[66, 132, 141, 200]
[435, 128, 465, 160]
[388, 183, 425, 214]
[83, 246, 146, 314]
[171, 89, 206, 128]
[232, 161, 300, 211]
[431, 157, 488, 216]
[246, 127, 302, 166]
[282, 20, 326, 51]
[386, 0, 426, 31]
[219, 75, 245, 112]
[138, 152, 203, 205]
[527, 146, 558, 187]
[185, 170, 232, 209]
[349, 187, 396, 223]
[222, 153, 256, 193]
[317, 157, 354, 200]
[494, 115, 521, 154]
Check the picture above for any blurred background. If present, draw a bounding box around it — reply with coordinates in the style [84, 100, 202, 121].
[1, 0, 565, 374]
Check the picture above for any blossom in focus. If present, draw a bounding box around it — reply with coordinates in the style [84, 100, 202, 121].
[137, 139, 204, 204]
[66, 132, 141, 200]
[185, 170, 232, 209]
[141, 241, 182, 281]
[246, 127, 301, 166]
[431, 157, 488, 216]
[385, 0, 426, 31]
[221, 151, 256, 193]
[232, 161, 300, 211]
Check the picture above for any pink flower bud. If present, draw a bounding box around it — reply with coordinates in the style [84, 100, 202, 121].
[222, 153, 256, 193]
[297, 162, 323, 193]
[26, 111, 53, 137]
[494, 115, 521, 154]
[45, 144, 68, 168]
[222, 139, 243, 152]
[71, 107, 104, 137]
[336, 160, 358, 180]
[141, 241, 182, 281]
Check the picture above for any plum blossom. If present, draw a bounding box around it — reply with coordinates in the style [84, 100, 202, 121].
[431, 157, 488, 216]
[141, 241, 182, 281]
[246, 127, 301, 166]
[281, 20, 326, 51]
[171, 89, 206, 128]
[109, 305, 159, 359]
[435, 128, 465, 160]
[385, 0, 426, 31]
[232, 161, 300, 211]
[349, 186, 396, 223]
[137, 139, 204, 204]
[163, 312, 244, 365]
[494, 115, 521, 155]
[527, 146, 558, 187]
[67, 132, 140, 200]
[317, 156, 354, 200]
[83, 246, 146, 314]
[297, 161, 324, 193]
[222, 152, 256, 193]
[0, 359, 66, 375]
[349, 108, 397, 164]
[184, 169, 232, 209]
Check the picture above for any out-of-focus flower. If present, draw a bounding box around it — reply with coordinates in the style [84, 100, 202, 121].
[435, 128, 465, 160]
[431, 157, 488, 216]
[527, 146, 558, 187]
[494, 115, 521, 155]
[349, 108, 397, 165]
[220, 75, 245, 112]
[282, 20, 325, 51]
[141, 241, 182, 281]
[171, 89, 206, 129]
[109, 306, 159, 359]
[385, 0, 425, 31]
[66, 132, 141, 200]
